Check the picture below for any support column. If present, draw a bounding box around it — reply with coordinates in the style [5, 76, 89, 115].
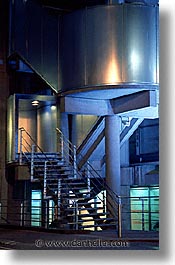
[105, 115, 121, 215]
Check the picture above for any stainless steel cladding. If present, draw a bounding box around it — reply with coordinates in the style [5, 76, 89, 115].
[60, 4, 159, 93]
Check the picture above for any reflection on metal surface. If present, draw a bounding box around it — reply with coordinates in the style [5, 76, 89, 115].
[130, 50, 141, 75]
[106, 56, 121, 84]
[60, 4, 159, 95]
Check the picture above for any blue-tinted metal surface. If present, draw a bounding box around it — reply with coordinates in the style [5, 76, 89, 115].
[59, 10, 86, 89]
[10, 0, 59, 91]
[60, 4, 159, 94]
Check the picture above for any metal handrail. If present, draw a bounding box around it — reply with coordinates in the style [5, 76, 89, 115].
[19, 127, 48, 156]
[0, 195, 159, 234]
[55, 129, 112, 211]
[56, 127, 120, 199]
[18, 126, 121, 233]
[55, 127, 121, 225]
[18, 127, 68, 213]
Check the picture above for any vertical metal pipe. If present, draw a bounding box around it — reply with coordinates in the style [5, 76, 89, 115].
[61, 134, 64, 161]
[57, 179, 61, 218]
[20, 202, 24, 226]
[75, 201, 79, 230]
[94, 196, 98, 231]
[141, 198, 145, 231]
[31, 144, 35, 181]
[19, 128, 23, 164]
[44, 200, 49, 229]
[118, 196, 122, 238]
[44, 161, 47, 199]
[86, 161, 91, 196]
[102, 191, 106, 213]
[73, 145, 77, 179]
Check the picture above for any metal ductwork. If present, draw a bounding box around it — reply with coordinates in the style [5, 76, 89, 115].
[59, 3, 159, 99]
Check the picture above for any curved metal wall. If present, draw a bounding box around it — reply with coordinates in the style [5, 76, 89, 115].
[60, 4, 159, 93]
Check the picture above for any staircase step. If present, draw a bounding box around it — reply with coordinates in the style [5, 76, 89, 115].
[79, 207, 104, 211]
[63, 207, 104, 212]
[68, 217, 115, 224]
[79, 223, 117, 229]
[67, 212, 107, 218]
[78, 201, 102, 206]
[31, 178, 41, 183]
[34, 166, 73, 170]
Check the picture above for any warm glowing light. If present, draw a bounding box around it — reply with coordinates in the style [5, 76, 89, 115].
[51, 105, 56, 111]
[106, 55, 121, 84]
[32, 100, 39, 106]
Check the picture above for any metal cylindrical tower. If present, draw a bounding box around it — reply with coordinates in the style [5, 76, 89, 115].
[59, 3, 159, 99]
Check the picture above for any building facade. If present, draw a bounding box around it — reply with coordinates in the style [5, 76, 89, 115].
[0, 0, 159, 233]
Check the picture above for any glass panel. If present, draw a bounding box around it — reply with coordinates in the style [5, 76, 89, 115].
[150, 187, 159, 231]
[130, 187, 159, 231]
[31, 190, 42, 226]
[130, 187, 149, 231]
[49, 200, 54, 225]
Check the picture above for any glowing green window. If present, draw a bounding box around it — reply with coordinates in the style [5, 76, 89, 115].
[130, 187, 159, 231]
[31, 190, 42, 227]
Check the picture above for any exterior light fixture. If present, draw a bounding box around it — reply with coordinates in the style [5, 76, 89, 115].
[32, 100, 39, 106]
[51, 105, 56, 110]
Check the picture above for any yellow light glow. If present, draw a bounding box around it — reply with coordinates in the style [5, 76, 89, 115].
[106, 51, 121, 84]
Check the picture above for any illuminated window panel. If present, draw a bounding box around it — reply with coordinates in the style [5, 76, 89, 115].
[31, 190, 42, 227]
[130, 187, 159, 231]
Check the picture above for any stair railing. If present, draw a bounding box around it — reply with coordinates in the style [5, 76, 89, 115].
[19, 127, 122, 235]
[56, 127, 122, 237]
[19, 127, 50, 162]
[56, 128, 111, 224]
[56, 128, 77, 178]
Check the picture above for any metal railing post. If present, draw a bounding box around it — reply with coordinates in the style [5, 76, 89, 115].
[44, 161, 47, 199]
[74, 201, 79, 230]
[20, 202, 24, 226]
[44, 200, 49, 229]
[19, 128, 24, 164]
[57, 179, 61, 218]
[31, 144, 35, 181]
[73, 145, 77, 179]
[140, 197, 145, 231]
[60, 134, 64, 161]
[118, 196, 122, 238]
[102, 191, 106, 213]
[86, 161, 91, 197]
